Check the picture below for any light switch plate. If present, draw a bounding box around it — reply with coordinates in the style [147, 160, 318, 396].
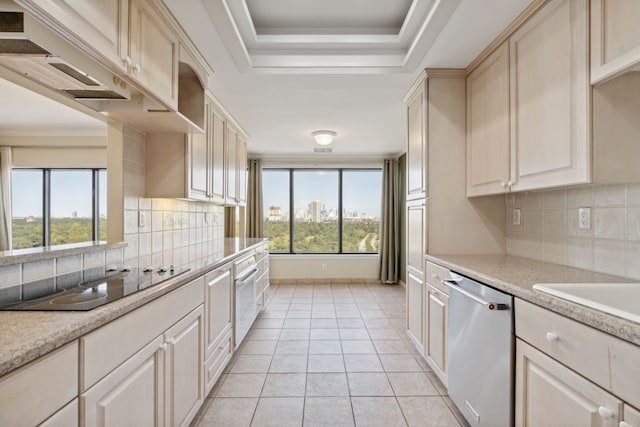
[513, 209, 521, 226]
[579, 207, 591, 229]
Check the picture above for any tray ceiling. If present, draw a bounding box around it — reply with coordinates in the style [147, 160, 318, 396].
[202, 0, 461, 73]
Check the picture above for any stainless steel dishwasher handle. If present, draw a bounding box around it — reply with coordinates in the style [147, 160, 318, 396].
[442, 280, 509, 311]
[236, 267, 258, 284]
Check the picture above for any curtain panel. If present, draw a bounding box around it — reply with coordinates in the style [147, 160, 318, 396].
[0, 147, 12, 251]
[379, 158, 400, 283]
[247, 158, 263, 238]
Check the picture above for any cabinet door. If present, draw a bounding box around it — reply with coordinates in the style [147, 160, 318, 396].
[591, 0, 640, 83]
[82, 336, 164, 427]
[26, 0, 128, 72]
[237, 134, 248, 206]
[425, 284, 447, 385]
[209, 102, 227, 204]
[129, 0, 178, 108]
[406, 199, 426, 274]
[406, 81, 427, 200]
[515, 339, 622, 427]
[164, 306, 204, 427]
[406, 272, 424, 352]
[187, 130, 209, 201]
[205, 264, 232, 356]
[466, 42, 510, 196]
[226, 124, 238, 204]
[509, 0, 590, 192]
[623, 405, 640, 427]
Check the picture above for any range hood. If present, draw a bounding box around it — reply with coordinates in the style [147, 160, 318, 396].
[0, 8, 130, 101]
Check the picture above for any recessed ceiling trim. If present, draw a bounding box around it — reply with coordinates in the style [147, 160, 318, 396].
[203, 0, 460, 73]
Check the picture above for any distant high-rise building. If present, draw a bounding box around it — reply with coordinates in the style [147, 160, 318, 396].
[72, 211, 78, 218]
[310, 200, 322, 222]
[268, 205, 282, 221]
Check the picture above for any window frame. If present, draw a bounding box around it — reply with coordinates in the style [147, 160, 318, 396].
[11, 168, 106, 248]
[263, 167, 382, 255]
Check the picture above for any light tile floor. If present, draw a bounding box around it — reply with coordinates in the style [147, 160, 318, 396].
[192, 282, 467, 427]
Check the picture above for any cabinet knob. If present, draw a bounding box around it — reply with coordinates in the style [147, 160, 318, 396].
[122, 56, 132, 66]
[545, 332, 558, 342]
[160, 343, 168, 352]
[598, 406, 614, 420]
[501, 181, 508, 188]
[132, 64, 142, 73]
[620, 422, 632, 427]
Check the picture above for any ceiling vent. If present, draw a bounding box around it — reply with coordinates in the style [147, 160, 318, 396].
[314, 147, 332, 153]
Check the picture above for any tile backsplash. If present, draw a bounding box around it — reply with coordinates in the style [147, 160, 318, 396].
[506, 184, 640, 280]
[121, 126, 225, 271]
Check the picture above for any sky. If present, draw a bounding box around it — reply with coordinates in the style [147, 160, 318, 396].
[12, 169, 107, 218]
[262, 169, 382, 218]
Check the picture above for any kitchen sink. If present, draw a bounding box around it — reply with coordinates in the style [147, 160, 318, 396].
[533, 283, 640, 323]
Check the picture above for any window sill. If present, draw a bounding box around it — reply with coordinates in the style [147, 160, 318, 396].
[0, 241, 127, 267]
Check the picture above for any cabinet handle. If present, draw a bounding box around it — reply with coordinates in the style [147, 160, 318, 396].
[598, 406, 614, 420]
[545, 332, 558, 343]
[122, 56, 132, 66]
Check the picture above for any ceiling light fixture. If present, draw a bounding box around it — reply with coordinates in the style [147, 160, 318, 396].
[311, 130, 336, 146]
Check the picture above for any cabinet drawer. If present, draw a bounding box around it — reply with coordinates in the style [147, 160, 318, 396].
[623, 404, 640, 427]
[81, 276, 205, 391]
[609, 336, 640, 408]
[515, 299, 610, 389]
[425, 261, 450, 294]
[204, 329, 232, 395]
[0, 341, 78, 427]
[40, 398, 78, 427]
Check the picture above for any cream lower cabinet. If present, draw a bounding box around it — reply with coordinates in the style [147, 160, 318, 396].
[406, 198, 426, 352]
[255, 242, 270, 312]
[0, 341, 78, 427]
[406, 272, 424, 353]
[425, 283, 448, 386]
[591, 0, 640, 84]
[83, 306, 204, 427]
[204, 263, 233, 395]
[516, 339, 622, 427]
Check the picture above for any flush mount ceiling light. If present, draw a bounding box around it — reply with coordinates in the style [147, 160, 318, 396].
[311, 130, 337, 146]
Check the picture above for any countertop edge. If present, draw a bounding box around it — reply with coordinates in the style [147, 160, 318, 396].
[0, 238, 268, 377]
[426, 254, 640, 347]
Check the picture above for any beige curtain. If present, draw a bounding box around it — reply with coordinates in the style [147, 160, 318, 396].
[379, 158, 400, 283]
[246, 159, 263, 237]
[0, 147, 12, 251]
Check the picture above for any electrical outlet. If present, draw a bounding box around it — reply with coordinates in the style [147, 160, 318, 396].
[321, 263, 328, 271]
[578, 207, 591, 229]
[138, 211, 146, 228]
[512, 209, 521, 226]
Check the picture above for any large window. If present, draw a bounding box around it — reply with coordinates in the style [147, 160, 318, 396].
[11, 169, 107, 249]
[262, 168, 382, 254]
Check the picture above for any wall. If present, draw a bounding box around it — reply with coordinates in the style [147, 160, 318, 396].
[118, 126, 226, 271]
[506, 184, 640, 280]
[269, 255, 379, 281]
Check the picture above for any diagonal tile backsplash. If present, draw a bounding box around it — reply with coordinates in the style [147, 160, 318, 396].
[506, 184, 640, 280]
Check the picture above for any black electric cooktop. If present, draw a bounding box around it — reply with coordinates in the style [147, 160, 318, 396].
[0, 265, 190, 311]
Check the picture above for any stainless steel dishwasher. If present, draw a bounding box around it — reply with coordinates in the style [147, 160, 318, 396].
[444, 271, 514, 427]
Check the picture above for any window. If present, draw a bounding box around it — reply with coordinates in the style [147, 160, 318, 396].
[11, 169, 107, 249]
[262, 168, 382, 254]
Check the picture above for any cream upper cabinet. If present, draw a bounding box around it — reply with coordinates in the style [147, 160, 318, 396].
[237, 134, 248, 206]
[509, 0, 590, 192]
[591, 0, 640, 84]
[466, 42, 510, 196]
[209, 101, 227, 205]
[226, 124, 238, 204]
[187, 109, 209, 201]
[128, 0, 179, 109]
[515, 339, 622, 427]
[405, 79, 427, 200]
[24, 0, 128, 72]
